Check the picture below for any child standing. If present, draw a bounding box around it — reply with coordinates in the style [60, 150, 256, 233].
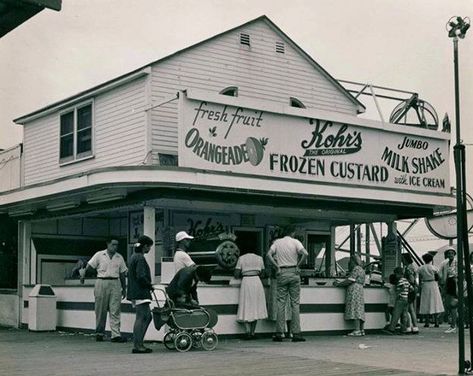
[384, 274, 396, 328]
[385, 267, 410, 334]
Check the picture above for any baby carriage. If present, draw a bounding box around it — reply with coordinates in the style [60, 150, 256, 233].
[152, 287, 219, 352]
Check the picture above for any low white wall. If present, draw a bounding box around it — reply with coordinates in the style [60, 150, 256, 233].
[22, 284, 388, 340]
[0, 291, 19, 327]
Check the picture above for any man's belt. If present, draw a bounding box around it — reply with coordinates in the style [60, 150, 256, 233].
[97, 277, 118, 280]
[280, 266, 297, 268]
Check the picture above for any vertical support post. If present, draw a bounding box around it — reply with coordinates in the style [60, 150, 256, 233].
[18, 220, 31, 328]
[455, 145, 465, 375]
[365, 224, 371, 265]
[328, 227, 336, 277]
[349, 224, 355, 257]
[19, 221, 31, 286]
[452, 36, 465, 374]
[381, 222, 399, 280]
[369, 223, 382, 254]
[143, 206, 156, 281]
[356, 226, 362, 255]
[460, 145, 473, 366]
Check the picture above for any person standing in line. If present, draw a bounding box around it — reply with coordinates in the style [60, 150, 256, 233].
[384, 273, 396, 328]
[403, 253, 419, 334]
[127, 235, 154, 354]
[173, 231, 195, 273]
[80, 236, 128, 342]
[334, 255, 366, 336]
[267, 230, 292, 338]
[267, 224, 308, 342]
[267, 262, 293, 338]
[234, 249, 268, 339]
[384, 267, 410, 334]
[439, 247, 458, 333]
[418, 253, 444, 327]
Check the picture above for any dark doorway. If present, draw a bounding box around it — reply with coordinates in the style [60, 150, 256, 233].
[234, 229, 263, 256]
[0, 215, 18, 288]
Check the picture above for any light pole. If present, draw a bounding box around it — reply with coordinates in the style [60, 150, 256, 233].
[446, 16, 471, 375]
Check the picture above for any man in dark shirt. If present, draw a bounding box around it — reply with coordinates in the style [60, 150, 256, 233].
[166, 265, 212, 307]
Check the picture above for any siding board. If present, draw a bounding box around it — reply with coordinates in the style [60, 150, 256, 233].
[150, 20, 357, 155]
[21, 19, 359, 183]
[23, 77, 147, 185]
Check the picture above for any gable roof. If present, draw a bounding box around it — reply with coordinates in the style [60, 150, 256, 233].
[14, 15, 365, 124]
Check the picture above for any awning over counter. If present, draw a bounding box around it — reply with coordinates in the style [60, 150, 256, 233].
[0, 165, 454, 223]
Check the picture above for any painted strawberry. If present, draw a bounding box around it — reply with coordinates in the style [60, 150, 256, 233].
[245, 137, 268, 166]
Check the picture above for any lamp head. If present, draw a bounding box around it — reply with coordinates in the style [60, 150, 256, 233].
[447, 16, 470, 39]
[459, 22, 470, 39]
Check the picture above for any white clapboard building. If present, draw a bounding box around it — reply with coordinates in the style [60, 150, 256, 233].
[0, 16, 453, 338]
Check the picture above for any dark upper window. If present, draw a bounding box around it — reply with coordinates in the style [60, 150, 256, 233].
[60, 102, 93, 163]
[220, 86, 238, 97]
[290, 97, 306, 108]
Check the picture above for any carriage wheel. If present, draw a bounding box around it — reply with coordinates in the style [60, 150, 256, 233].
[174, 332, 193, 352]
[163, 331, 176, 350]
[201, 331, 218, 351]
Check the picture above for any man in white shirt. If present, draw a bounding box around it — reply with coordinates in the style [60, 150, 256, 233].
[80, 237, 128, 342]
[267, 225, 308, 342]
[174, 231, 196, 273]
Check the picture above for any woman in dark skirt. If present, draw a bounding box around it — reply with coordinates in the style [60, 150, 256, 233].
[127, 235, 154, 354]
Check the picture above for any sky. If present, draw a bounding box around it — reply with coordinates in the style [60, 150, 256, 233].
[0, 0, 472, 252]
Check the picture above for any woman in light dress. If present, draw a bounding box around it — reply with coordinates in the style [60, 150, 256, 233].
[234, 249, 268, 339]
[418, 253, 444, 327]
[334, 254, 366, 336]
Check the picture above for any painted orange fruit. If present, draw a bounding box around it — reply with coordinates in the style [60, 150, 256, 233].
[246, 137, 265, 166]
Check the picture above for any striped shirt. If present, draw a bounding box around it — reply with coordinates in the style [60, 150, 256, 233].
[396, 277, 410, 300]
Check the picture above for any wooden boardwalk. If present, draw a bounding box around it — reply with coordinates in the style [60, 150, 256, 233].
[0, 327, 450, 376]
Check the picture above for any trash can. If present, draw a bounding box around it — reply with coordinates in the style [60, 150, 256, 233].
[28, 284, 57, 331]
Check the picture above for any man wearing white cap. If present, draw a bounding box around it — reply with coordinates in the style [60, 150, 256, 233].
[174, 231, 196, 273]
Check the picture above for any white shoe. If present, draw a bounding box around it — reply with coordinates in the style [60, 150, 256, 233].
[445, 327, 457, 334]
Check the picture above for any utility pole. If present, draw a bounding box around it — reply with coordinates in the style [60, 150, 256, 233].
[446, 16, 471, 375]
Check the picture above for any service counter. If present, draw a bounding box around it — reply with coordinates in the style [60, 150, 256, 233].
[22, 283, 388, 340]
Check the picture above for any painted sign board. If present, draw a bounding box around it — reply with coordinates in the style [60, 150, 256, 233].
[178, 91, 450, 195]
